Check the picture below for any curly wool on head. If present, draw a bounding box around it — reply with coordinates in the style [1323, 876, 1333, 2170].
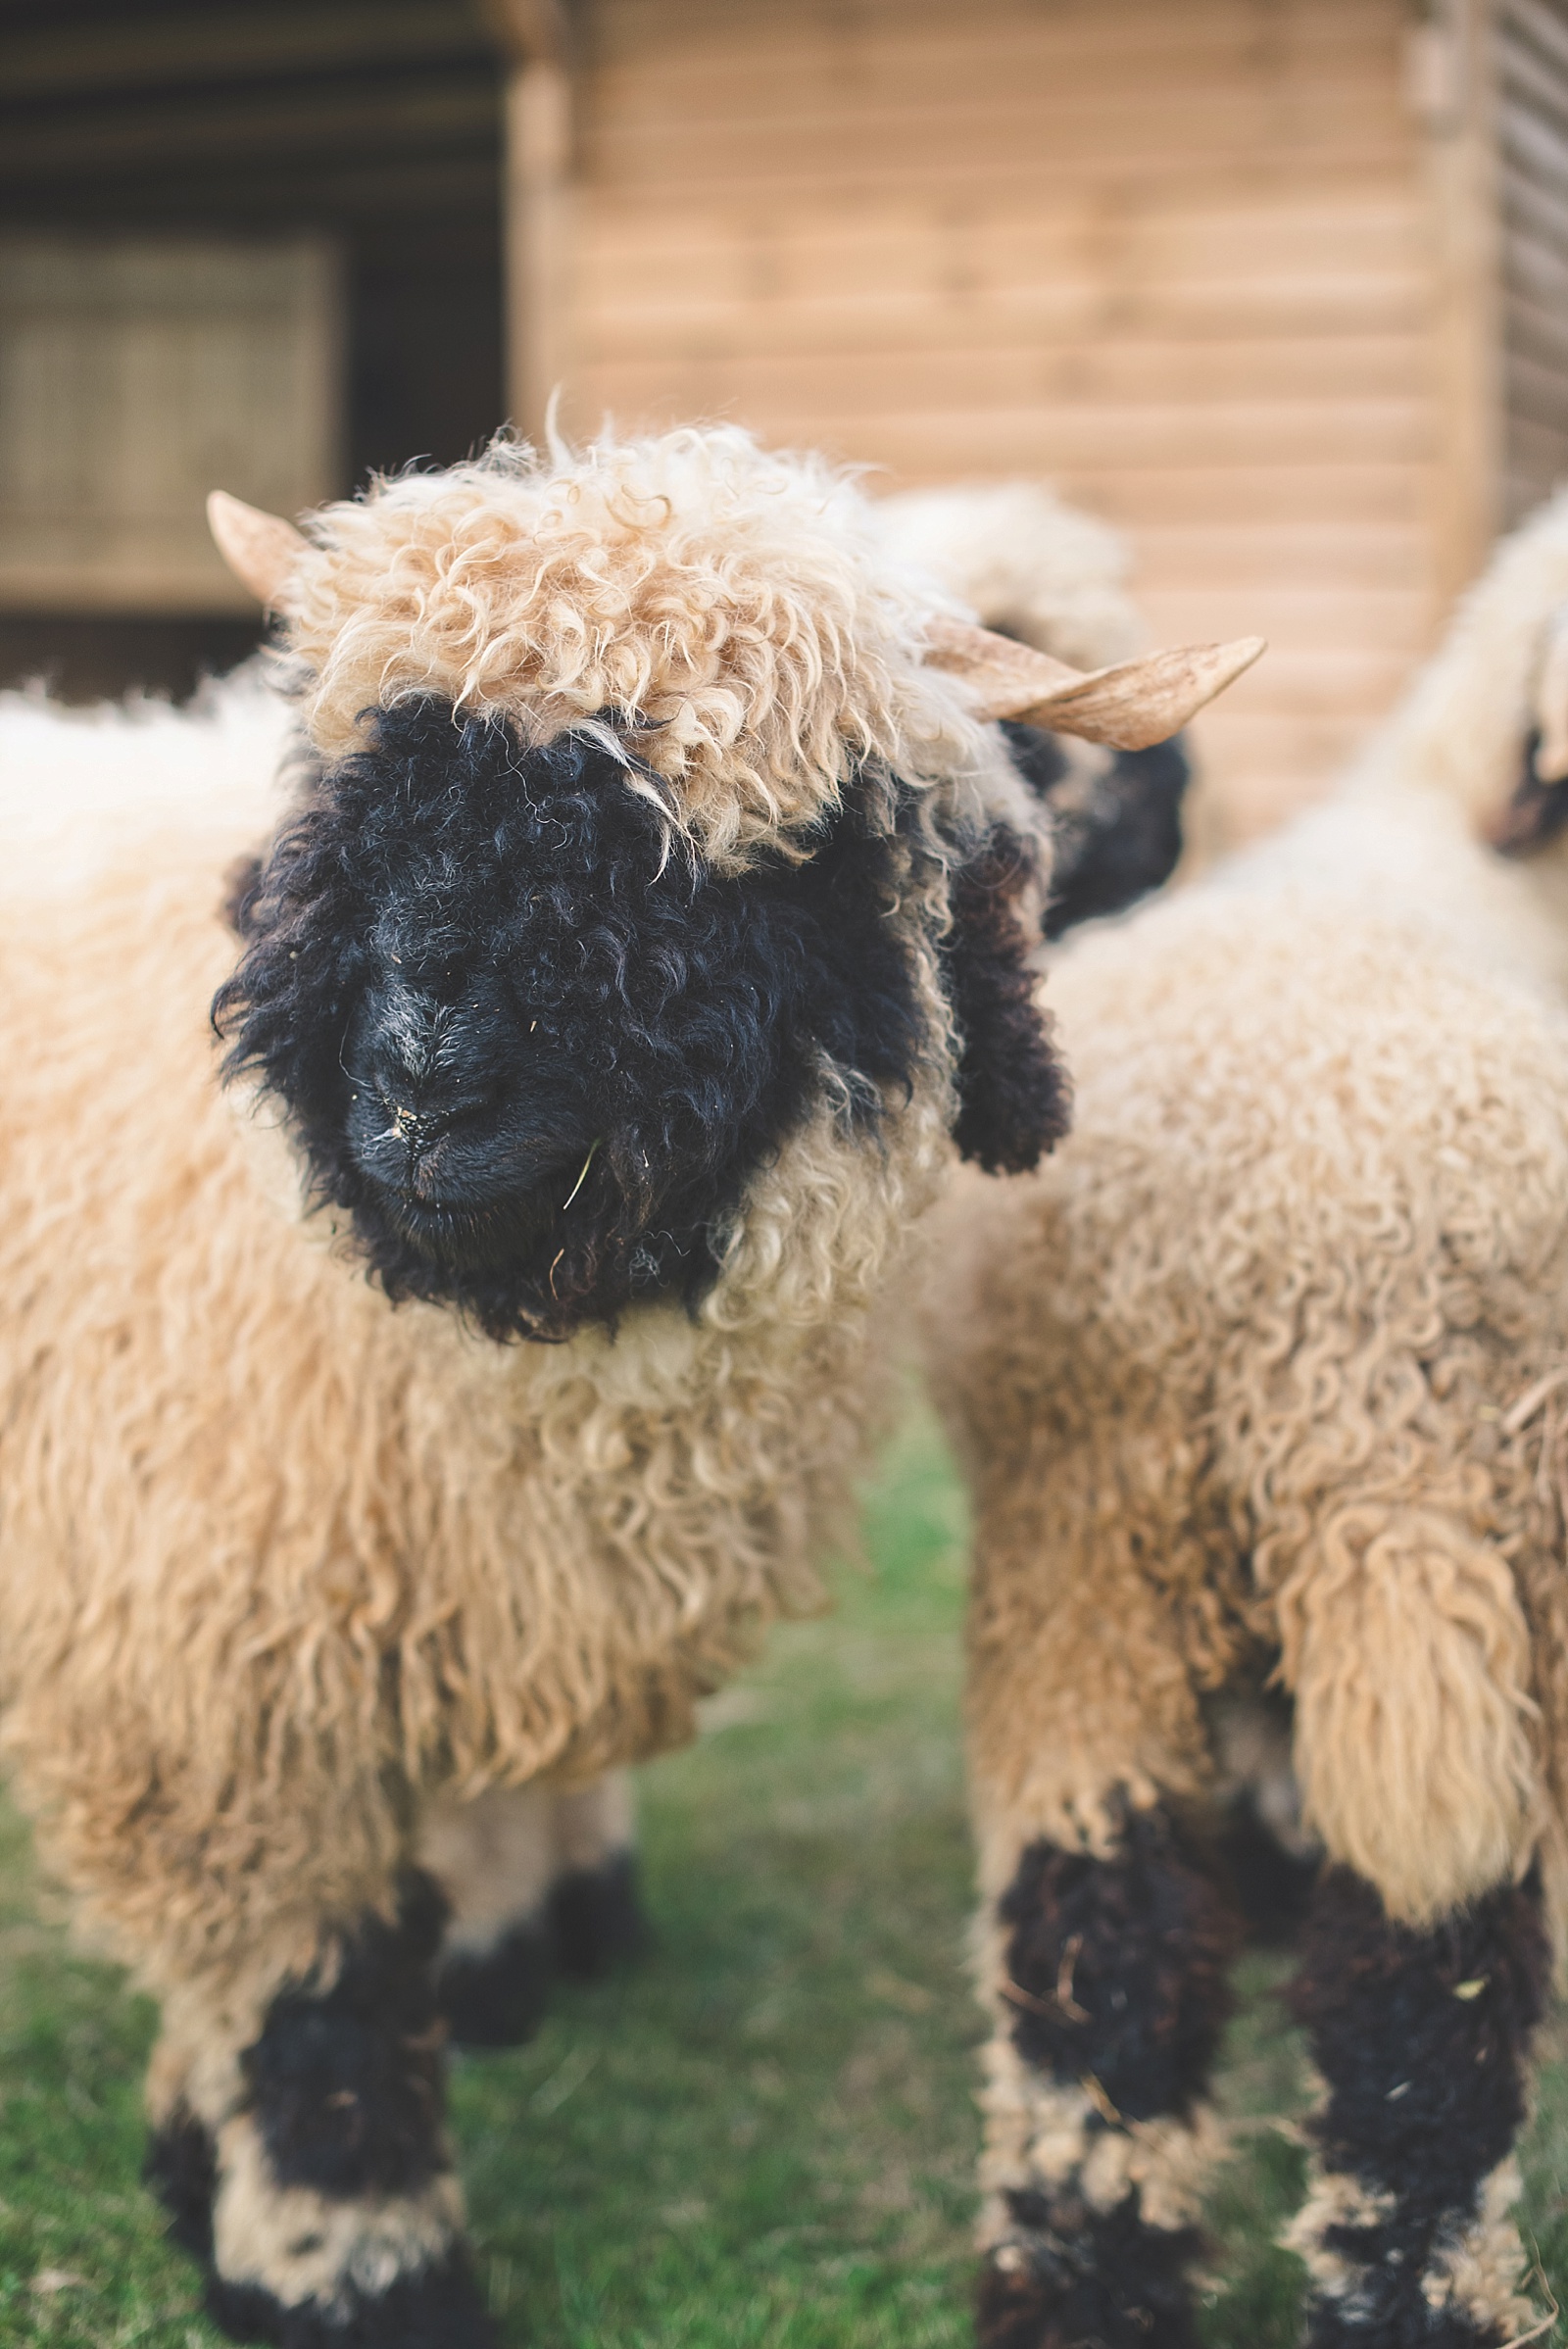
[921, 486, 1568, 2349]
[283, 427, 993, 873]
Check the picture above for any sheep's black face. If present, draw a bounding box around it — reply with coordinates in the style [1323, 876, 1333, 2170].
[216, 698, 943, 1341]
[1002, 722, 1191, 936]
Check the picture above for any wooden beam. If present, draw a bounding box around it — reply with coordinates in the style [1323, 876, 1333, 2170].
[0, 75, 500, 194]
[481, 0, 575, 442]
[0, 3, 491, 102]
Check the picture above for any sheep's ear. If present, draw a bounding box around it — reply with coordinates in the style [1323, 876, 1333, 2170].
[944, 823, 1072, 1176]
[207, 491, 310, 612]
[924, 615, 1265, 752]
[1485, 605, 1568, 856]
[1533, 606, 1568, 783]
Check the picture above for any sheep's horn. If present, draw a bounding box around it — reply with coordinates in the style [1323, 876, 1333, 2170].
[207, 490, 309, 611]
[925, 615, 1266, 751]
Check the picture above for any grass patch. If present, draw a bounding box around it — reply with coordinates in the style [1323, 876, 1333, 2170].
[0, 1410, 1564, 2342]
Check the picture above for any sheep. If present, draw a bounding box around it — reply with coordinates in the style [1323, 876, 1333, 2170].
[918, 488, 1568, 2349]
[874, 482, 1194, 935]
[437, 474, 1208, 2050]
[0, 422, 1254, 2347]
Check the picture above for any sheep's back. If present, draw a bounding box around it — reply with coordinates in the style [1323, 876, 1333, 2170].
[923, 867, 1568, 1684]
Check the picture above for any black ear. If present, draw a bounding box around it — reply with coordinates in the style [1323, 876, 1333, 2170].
[1489, 729, 1568, 856]
[943, 823, 1072, 1175]
[1000, 721, 1191, 937]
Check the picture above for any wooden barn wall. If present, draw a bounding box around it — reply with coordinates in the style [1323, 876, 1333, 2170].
[1495, 0, 1568, 526]
[564, 0, 1441, 843]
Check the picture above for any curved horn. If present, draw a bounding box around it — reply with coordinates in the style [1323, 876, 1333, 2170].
[207, 491, 309, 612]
[925, 614, 1266, 751]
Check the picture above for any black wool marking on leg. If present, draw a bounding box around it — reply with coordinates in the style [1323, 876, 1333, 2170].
[241, 1869, 451, 2201]
[979, 2191, 1201, 2349]
[999, 1803, 1242, 2120]
[144, 2100, 218, 2263]
[215, 703, 939, 1340]
[436, 1917, 554, 2051]
[205, 2247, 497, 2348]
[437, 1850, 649, 2048]
[1289, 1867, 1549, 2348]
[550, 1847, 649, 1979]
[943, 821, 1072, 1176]
[1216, 1791, 1319, 1948]
[1289, 1867, 1548, 2211]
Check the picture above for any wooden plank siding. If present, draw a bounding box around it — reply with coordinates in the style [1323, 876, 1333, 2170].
[563, 0, 1446, 841]
[1496, 0, 1568, 524]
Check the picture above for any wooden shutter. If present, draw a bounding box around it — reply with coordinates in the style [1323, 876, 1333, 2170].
[0, 235, 342, 614]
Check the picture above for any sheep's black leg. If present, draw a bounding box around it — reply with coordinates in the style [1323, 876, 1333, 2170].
[976, 1801, 1242, 2349]
[423, 1776, 646, 2050]
[1286, 1866, 1549, 2349]
[145, 1871, 496, 2348]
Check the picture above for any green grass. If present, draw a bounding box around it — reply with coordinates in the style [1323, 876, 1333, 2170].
[0, 1410, 1566, 2343]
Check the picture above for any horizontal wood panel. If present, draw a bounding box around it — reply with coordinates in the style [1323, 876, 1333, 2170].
[586, 38, 1408, 136]
[1129, 522, 1430, 590]
[577, 283, 1433, 363]
[590, 0, 1406, 84]
[583, 131, 1415, 209]
[577, 331, 1428, 403]
[1133, 584, 1431, 653]
[571, 0, 1437, 838]
[576, 378, 1435, 467]
[578, 332, 1431, 417]
[1051, 464, 1435, 531]
[577, 198, 1427, 306]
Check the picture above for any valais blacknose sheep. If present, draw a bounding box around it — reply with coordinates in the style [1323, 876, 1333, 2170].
[875, 482, 1194, 935]
[0, 425, 1255, 2347]
[922, 490, 1568, 2349]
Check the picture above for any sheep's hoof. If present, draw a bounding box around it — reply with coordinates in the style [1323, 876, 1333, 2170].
[205, 2252, 498, 2346]
[551, 1848, 648, 1981]
[436, 1920, 554, 2049]
[438, 1850, 649, 2049]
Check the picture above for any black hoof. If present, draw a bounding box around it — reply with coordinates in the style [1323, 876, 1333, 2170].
[437, 1919, 554, 2050]
[550, 1848, 647, 1980]
[437, 1850, 648, 2049]
[144, 2103, 218, 2261]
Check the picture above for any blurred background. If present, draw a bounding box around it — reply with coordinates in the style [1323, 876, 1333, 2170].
[3, 0, 1564, 851]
